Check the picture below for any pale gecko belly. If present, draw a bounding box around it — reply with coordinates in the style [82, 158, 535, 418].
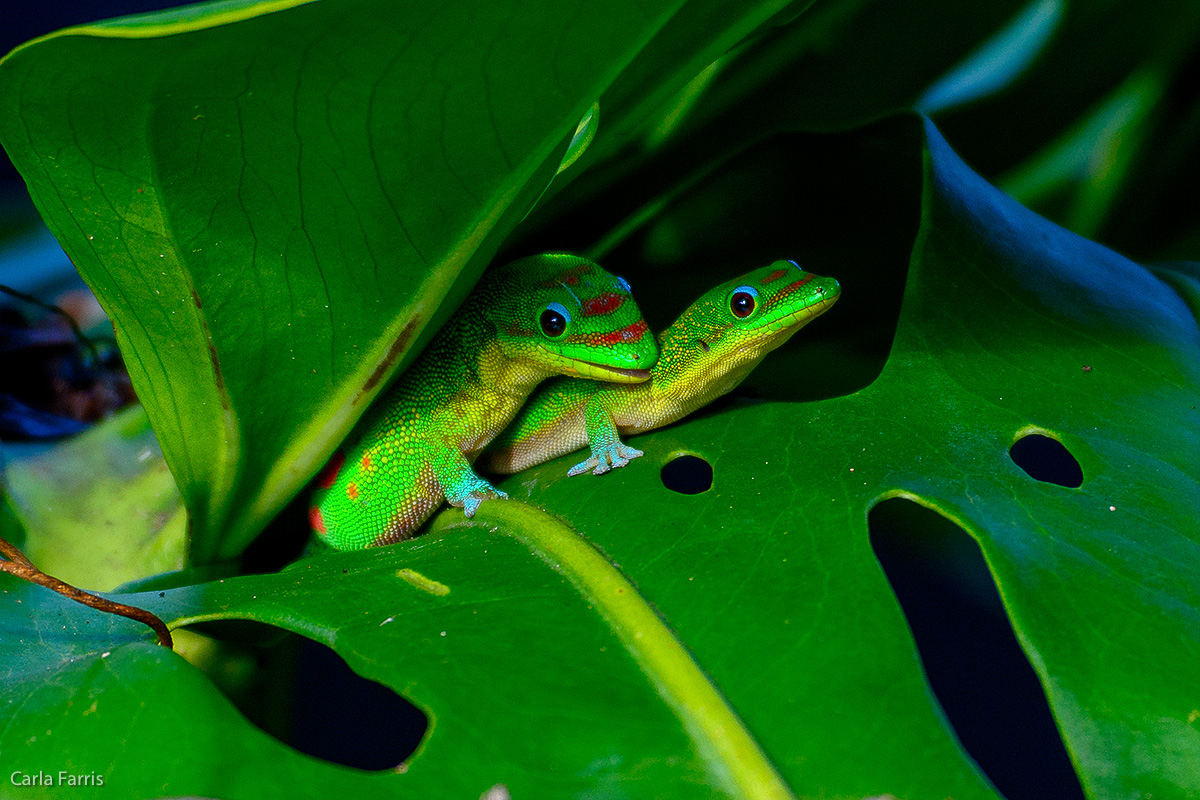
[481, 406, 589, 474]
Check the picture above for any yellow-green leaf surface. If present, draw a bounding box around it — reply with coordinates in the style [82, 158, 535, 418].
[0, 0, 703, 561]
[4, 115, 1196, 798]
[5, 407, 185, 591]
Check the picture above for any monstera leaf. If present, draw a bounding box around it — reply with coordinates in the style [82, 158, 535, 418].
[4, 111, 1198, 797]
[0, 0, 800, 562]
[2, 0, 1198, 797]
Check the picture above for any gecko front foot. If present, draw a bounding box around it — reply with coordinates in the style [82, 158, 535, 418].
[568, 443, 644, 476]
[446, 476, 509, 517]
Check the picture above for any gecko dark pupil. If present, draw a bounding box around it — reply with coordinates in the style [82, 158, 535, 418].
[540, 308, 567, 337]
[731, 292, 755, 318]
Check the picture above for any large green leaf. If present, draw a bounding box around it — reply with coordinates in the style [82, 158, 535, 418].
[4, 115, 1196, 798]
[2, 0, 776, 562]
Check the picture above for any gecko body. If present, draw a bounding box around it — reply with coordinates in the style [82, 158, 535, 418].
[480, 260, 839, 476]
[310, 254, 658, 549]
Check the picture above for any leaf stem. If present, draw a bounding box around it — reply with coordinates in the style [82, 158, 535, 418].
[452, 503, 796, 800]
[0, 535, 173, 648]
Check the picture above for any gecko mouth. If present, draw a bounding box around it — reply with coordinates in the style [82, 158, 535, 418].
[762, 293, 840, 331]
[574, 360, 652, 380]
[730, 294, 841, 357]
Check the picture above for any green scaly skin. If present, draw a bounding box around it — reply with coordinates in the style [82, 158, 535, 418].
[310, 254, 659, 549]
[480, 260, 839, 476]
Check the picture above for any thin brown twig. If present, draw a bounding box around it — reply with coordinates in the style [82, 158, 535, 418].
[0, 282, 104, 368]
[0, 535, 173, 648]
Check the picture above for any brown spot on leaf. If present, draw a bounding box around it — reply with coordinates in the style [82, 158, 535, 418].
[208, 343, 230, 410]
[358, 317, 421, 401]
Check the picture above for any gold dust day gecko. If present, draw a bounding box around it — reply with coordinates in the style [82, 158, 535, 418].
[309, 254, 659, 550]
[479, 260, 839, 476]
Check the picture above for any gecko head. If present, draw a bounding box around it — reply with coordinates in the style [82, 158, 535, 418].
[660, 259, 840, 376]
[487, 254, 658, 383]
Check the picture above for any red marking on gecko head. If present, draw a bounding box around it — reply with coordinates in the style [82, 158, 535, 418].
[317, 451, 345, 488]
[769, 274, 815, 306]
[760, 268, 789, 285]
[782, 274, 815, 292]
[583, 319, 648, 346]
[581, 292, 625, 317]
[538, 262, 593, 287]
[308, 506, 327, 535]
[346, 482, 360, 500]
[361, 453, 372, 470]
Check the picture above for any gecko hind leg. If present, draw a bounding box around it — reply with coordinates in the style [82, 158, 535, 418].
[444, 472, 509, 517]
[432, 447, 509, 517]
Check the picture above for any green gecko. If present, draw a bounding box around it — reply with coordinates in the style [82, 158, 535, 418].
[479, 260, 839, 476]
[309, 254, 659, 550]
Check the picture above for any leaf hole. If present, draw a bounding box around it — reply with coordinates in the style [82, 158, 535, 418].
[660, 454, 713, 494]
[1010, 432, 1083, 488]
[867, 498, 1085, 800]
[179, 620, 427, 771]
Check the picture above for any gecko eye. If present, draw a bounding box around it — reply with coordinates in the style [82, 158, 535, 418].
[540, 301, 572, 338]
[730, 285, 759, 319]
[617, 276, 632, 293]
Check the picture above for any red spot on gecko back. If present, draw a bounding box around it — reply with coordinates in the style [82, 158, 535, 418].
[309, 506, 327, 535]
[585, 319, 648, 346]
[317, 451, 345, 488]
[347, 482, 359, 500]
[581, 292, 625, 317]
[361, 453, 372, 470]
[760, 268, 789, 285]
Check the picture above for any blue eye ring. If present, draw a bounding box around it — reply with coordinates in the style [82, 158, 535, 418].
[730, 284, 759, 319]
[617, 276, 632, 293]
[540, 301, 572, 338]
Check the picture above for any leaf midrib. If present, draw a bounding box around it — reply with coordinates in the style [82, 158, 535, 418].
[456, 501, 797, 800]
